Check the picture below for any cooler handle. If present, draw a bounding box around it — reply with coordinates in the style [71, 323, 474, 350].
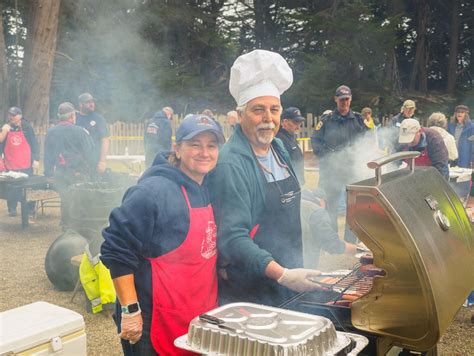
[367, 151, 420, 186]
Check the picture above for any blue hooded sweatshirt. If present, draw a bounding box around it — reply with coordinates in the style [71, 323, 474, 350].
[100, 154, 212, 315]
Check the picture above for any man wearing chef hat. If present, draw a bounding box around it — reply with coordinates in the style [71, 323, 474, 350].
[209, 50, 322, 307]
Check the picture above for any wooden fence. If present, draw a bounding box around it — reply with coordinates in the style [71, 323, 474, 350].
[34, 113, 393, 157]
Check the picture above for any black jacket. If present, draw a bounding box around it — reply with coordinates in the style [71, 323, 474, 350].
[43, 121, 95, 177]
[144, 111, 172, 165]
[311, 109, 366, 158]
[311, 109, 367, 193]
[276, 128, 305, 185]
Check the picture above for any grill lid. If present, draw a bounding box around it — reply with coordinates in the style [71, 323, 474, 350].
[346, 152, 474, 351]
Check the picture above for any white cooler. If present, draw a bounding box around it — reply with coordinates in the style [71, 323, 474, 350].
[0, 301, 86, 355]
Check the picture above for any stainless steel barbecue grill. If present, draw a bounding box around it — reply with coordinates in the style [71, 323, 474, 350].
[283, 152, 474, 355]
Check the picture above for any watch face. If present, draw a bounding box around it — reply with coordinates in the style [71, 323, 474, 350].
[127, 303, 139, 313]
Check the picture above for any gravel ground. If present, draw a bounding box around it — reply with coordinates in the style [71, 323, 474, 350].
[0, 198, 473, 355]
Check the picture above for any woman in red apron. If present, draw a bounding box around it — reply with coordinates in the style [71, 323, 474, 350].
[101, 114, 225, 355]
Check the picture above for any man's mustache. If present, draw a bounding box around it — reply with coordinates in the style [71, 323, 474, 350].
[257, 123, 276, 130]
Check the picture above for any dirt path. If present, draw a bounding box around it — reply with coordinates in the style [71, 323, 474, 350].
[0, 198, 472, 355]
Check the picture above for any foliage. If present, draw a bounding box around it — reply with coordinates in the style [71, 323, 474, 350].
[0, 0, 472, 123]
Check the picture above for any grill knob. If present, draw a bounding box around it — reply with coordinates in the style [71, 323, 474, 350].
[434, 210, 450, 231]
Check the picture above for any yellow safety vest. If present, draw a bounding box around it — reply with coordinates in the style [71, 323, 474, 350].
[79, 246, 116, 314]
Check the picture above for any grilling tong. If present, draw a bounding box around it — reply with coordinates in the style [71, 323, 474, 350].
[199, 314, 243, 334]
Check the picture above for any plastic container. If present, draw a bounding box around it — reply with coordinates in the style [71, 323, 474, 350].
[0, 301, 86, 355]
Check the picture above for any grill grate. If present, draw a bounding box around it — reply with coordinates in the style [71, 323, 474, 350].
[317, 261, 381, 306]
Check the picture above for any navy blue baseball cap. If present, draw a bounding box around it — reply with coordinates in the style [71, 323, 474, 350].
[176, 115, 225, 144]
[335, 85, 352, 98]
[282, 107, 305, 122]
[8, 107, 22, 116]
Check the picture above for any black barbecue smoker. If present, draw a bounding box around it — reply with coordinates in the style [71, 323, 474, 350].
[283, 152, 474, 355]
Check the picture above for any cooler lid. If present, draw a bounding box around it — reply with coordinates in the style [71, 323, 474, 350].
[346, 152, 474, 351]
[0, 301, 85, 354]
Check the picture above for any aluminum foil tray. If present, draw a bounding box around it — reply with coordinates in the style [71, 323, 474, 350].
[175, 302, 368, 355]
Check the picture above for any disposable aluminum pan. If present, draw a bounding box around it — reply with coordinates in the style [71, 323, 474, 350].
[174, 302, 368, 355]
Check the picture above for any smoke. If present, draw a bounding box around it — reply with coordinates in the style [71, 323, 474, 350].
[317, 124, 402, 188]
[52, 1, 168, 122]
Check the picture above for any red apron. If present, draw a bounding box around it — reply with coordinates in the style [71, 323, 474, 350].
[4, 128, 31, 170]
[404, 148, 432, 167]
[404, 130, 432, 167]
[414, 146, 432, 166]
[148, 186, 218, 355]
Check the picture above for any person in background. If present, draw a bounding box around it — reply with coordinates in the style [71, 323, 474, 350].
[101, 115, 224, 355]
[311, 85, 367, 243]
[76, 93, 110, 174]
[361, 107, 384, 151]
[448, 105, 474, 309]
[398, 119, 449, 180]
[426, 112, 458, 163]
[391, 99, 418, 127]
[276, 107, 306, 185]
[202, 108, 223, 131]
[44, 102, 95, 227]
[226, 110, 239, 134]
[144, 106, 173, 167]
[300, 188, 357, 269]
[209, 50, 322, 308]
[447, 105, 473, 203]
[448, 105, 473, 169]
[0, 107, 39, 216]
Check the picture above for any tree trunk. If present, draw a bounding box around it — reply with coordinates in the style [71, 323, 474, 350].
[0, 5, 9, 119]
[386, 49, 402, 96]
[253, 0, 267, 47]
[409, 0, 429, 91]
[21, 0, 61, 127]
[253, 0, 278, 49]
[446, 0, 460, 95]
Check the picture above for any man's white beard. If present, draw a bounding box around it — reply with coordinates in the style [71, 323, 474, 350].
[256, 122, 276, 145]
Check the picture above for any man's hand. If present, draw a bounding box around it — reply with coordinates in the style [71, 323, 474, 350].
[32, 160, 40, 170]
[2, 124, 11, 133]
[120, 311, 143, 344]
[277, 268, 322, 293]
[97, 160, 106, 173]
[345, 242, 358, 255]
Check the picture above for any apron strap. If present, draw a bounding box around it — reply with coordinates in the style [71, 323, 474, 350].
[180, 185, 192, 209]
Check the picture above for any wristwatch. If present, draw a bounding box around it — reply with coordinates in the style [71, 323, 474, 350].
[121, 302, 141, 314]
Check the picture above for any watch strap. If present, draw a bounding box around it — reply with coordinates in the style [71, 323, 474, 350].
[121, 302, 140, 314]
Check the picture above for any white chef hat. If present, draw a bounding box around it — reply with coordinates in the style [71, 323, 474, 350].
[229, 50, 293, 106]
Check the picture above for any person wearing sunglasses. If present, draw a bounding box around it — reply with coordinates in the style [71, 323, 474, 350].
[209, 50, 322, 307]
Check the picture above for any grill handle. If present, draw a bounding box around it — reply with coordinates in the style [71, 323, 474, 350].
[367, 151, 420, 185]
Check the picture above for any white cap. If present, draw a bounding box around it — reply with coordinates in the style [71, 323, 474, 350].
[398, 118, 421, 144]
[229, 50, 293, 106]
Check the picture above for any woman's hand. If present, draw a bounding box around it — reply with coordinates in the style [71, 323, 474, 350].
[120, 311, 143, 344]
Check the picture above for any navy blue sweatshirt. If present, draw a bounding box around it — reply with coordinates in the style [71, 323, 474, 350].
[100, 154, 212, 315]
